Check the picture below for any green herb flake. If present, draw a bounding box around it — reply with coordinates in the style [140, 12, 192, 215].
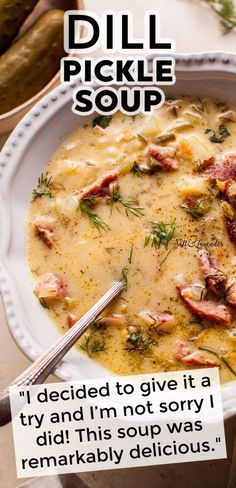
[205, 124, 231, 143]
[128, 244, 134, 264]
[81, 329, 106, 357]
[131, 162, 146, 177]
[122, 267, 129, 291]
[92, 115, 112, 129]
[126, 330, 155, 353]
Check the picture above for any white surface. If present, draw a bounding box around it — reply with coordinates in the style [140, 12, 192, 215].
[85, 0, 236, 57]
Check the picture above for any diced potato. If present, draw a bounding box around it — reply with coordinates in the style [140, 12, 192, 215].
[186, 135, 215, 163]
[53, 195, 78, 217]
[177, 176, 208, 196]
[138, 113, 162, 140]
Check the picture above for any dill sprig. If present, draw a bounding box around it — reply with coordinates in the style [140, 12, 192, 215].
[180, 200, 211, 219]
[199, 346, 236, 376]
[81, 335, 106, 357]
[32, 173, 53, 201]
[122, 267, 129, 291]
[79, 196, 109, 232]
[81, 326, 106, 357]
[203, 0, 236, 32]
[144, 219, 177, 249]
[126, 330, 155, 353]
[110, 185, 144, 218]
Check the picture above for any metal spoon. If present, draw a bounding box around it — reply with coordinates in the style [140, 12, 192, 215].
[0, 279, 125, 426]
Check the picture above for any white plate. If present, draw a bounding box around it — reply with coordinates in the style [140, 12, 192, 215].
[1, 52, 236, 414]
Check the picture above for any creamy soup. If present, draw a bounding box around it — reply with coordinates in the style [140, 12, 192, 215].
[28, 96, 236, 382]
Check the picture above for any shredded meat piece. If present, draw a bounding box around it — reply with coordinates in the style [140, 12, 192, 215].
[176, 280, 231, 326]
[81, 173, 118, 199]
[225, 280, 236, 308]
[201, 154, 236, 181]
[224, 179, 236, 208]
[148, 312, 173, 323]
[147, 144, 179, 170]
[197, 157, 215, 172]
[225, 217, 236, 246]
[174, 339, 219, 367]
[34, 215, 55, 248]
[198, 249, 226, 295]
[34, 273, 66, 299]
[96, 315, 126, 327]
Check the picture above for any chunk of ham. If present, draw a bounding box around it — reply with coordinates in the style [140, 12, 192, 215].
[174, 340, 219, 367]
[224, 179, 236, 208]
[225, 279, 236, 308]
[147, 144, 179, 170]
[201, 154, 236, 181]
[175, 277, 231, 326]
[198, 249, 226, 295]
[81, 173, 118, 200]
[34, 215, 56, 248]
[225, 216, 236, 246]
[197, 157, 215, 172]
[34, 273, 66, 299]
[67, 313, 77, 328]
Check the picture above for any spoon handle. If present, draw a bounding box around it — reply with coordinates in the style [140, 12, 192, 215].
[0, 280, 125, 426]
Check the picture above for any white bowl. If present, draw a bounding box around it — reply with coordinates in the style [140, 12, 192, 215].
[1, 52, 236, 416]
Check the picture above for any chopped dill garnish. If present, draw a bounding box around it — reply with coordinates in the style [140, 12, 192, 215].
[122, 267, 129, 291]
[81, 329, 106, 357]
[79, 196, 109, 232]
[128, 244, 134, 264]
[144, 219, 177, 249]
[131, 162, 147, 177]
[109, 185, 144, 218]
[87, 340, 106, 356]
[202, 0, 236, 33]
[32, 173, 53, 201]
[199, 346, 236, 376]
[126, 330, 155, 353]
[159, 249, 171, 267]
[92, 115, 112, 129]
[180, 200, 211, 219]
[205, 124, 230, 143]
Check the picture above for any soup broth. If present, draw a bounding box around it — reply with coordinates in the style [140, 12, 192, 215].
[28, 96, 236, 382]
